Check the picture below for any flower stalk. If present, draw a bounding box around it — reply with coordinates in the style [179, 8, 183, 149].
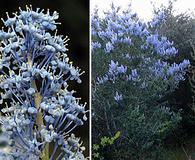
[28, 56, 49, 160]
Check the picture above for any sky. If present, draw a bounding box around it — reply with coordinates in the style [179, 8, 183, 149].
[90, 0, 195, 21]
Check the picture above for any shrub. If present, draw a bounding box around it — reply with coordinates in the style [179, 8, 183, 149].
[152, 0, 195, 137]
[92, 4, 190, 159]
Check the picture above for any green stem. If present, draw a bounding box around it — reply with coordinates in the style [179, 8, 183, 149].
[41, 143, 49, 160]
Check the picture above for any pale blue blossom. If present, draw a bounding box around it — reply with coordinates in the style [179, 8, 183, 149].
[105, 42, 114, 53]
[149, 10, 166, 27]
[126, 69, 140, 81]
[0, 6, 87, 160]
[114, 91, 123, 102]
[92, 6, 177, 58]
[109, 60, 127, 75]
[91, 41, 101, 50]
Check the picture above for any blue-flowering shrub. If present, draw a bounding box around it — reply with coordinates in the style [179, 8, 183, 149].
[92, 5, 190, 159]
[0, 6, 87, 160]
[151, 1, 195, 142]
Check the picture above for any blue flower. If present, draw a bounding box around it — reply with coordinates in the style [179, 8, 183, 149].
[0, 6, 87, 159]
[91, 42, 101, 50]
[114, 91, 123, 102]
[126, 69, 140, 82]
[105, 42, 114, 53]
[149, 10, 166, 27]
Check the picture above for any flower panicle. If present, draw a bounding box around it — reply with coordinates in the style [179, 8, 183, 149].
[0, 5, 87, 160]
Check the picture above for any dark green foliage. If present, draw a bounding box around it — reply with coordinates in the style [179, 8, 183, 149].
[153, 0, 195, 139]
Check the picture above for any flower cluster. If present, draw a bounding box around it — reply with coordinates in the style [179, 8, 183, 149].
[109, 60, 127, 74]
[126, 69, 140, 82]
[92, 5, 177, 57]
[114, 91, 123, 102]
[92, 5, 190, 89]
[149, 10, 166, 27]
[0, 6, 87, 160]
[97, 60, 127, 84]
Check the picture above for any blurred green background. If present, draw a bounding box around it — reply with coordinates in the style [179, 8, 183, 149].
[0, 0, 89, 156]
